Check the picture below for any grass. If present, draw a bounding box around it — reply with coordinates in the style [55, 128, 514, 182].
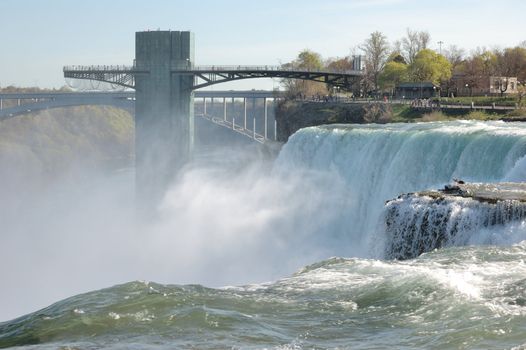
[432, 96, 518, 106]
[391, 105, 423, 122]
[389, 104, 510, 122]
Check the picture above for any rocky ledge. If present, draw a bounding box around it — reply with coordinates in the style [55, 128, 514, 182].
[275, 101, 391, 142]
[383, 182, 526, 260]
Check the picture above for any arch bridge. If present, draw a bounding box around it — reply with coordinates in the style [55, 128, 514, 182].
[63, 65, 363, 91]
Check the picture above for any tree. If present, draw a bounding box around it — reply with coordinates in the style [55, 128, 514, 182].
[409, 49, 452, 84]
[360, 31, 390, 93]
[444, 45, 465, 70]
[455, 50, 497, 93]
[401, 29, 431, 64]
[518, 83, 526, 106]
[326, 57, 353, 72]
[495, 47, 526, 81]
[379, 60, 408, 92]
[295, 50, 324, 70]
[281, 49, 327, 98]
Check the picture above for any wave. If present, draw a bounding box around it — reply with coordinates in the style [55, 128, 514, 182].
[3, 243, 526, 349]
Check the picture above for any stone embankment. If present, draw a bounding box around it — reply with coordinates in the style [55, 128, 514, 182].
[384, 182, 526, 260]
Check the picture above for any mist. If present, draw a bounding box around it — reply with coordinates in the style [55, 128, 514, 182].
[0, 134, 352, 322]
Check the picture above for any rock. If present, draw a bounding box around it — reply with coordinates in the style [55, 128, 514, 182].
[384, 182, 526, 260]
[275, 101, 392, 142]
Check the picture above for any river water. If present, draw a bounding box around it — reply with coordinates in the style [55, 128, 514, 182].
[2, 121, 526, 349]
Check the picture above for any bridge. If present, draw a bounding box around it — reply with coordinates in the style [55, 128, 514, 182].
[63, 65, 362, 91]
[0, 90, 281, 143]
[61, 30, 364, 206]
[0, 90, 279, 119]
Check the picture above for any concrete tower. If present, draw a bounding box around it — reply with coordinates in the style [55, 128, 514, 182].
[134, 31, 195, 208]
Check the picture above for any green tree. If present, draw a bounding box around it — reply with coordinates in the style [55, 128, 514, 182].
[281, 49, 327, 97]
[296, 50, 324, 70]
[379, 60, 408, 92]
[409, 49, 452, 84]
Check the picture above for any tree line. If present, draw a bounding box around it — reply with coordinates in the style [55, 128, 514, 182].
[282, 29, 526, 99]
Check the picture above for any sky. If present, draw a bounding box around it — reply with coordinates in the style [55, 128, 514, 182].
[0, 0, 525, 89]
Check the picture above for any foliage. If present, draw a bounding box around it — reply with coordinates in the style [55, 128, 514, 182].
[281, 49, 328, 98]
[409, 49, 452, 84]
[495, 47, 526, 81]
[0, 103, 134, 186]
[432, 95, 517, 106]
[326, 57, 353, 72]
[379, 61, 409, 90]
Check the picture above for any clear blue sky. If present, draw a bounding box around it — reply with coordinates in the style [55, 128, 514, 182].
[0, 0, 524, 89]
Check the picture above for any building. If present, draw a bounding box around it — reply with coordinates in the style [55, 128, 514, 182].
[351, 55, 366, 71]
[395, 82, 439, 99]
[448, 74, 518, 96]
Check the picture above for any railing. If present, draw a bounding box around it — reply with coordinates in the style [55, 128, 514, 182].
[63, 64, 364, 75]
[63, 65, 135, 71]
[187, 65, 364, 75]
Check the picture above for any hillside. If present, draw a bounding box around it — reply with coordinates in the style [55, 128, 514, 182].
[0, 105, 134, 191]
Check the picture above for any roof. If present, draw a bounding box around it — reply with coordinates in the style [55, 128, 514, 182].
[396, 82, 438, 88]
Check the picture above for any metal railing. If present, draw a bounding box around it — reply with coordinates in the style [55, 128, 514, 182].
[64, 64, 364, 75]
[186, 65, 364, 75]
[63, 65, 135, 71]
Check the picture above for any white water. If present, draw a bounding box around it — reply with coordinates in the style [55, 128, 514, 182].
[4, 120, 526, 323]
[384, 194, 526, 259]
[275, 121, 526, 257]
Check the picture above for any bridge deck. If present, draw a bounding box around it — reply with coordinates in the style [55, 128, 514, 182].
[63, 65, 364, 90]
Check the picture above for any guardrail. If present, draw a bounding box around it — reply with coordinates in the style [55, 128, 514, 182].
[63, 65, 135, 71]
[63, 65, 364, 75]
[188, 65, 364, 75]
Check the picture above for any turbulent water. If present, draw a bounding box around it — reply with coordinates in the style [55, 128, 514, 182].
[3, 245, 526, 349]
[384, 189, 526, 260]
[3, 120, 526, 349]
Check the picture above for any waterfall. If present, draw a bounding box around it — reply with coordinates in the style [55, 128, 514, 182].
[384, 193, 526, 259]
[274, 121, 526, 257]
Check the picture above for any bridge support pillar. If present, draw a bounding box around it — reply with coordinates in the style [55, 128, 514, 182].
[223, 97, 227, 121]
[134, 30, 195, 208]
[0, 99, 2, 110]
[203, 97, 207, 115]
[243, 98, 247, 129]
[264, 97, 268, 139]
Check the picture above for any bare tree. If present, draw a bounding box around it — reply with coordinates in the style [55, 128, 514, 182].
[444, 45, 465, 70]
[392, 40, 402, 55]
[418, 31, 431, 49]
[360, 31, 390, 93]
[401, 28, 431, 64]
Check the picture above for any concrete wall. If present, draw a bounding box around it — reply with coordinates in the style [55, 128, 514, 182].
[135, 31, 195, 206]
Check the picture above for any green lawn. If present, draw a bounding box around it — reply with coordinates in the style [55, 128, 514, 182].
[431, 96, 519, 106]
